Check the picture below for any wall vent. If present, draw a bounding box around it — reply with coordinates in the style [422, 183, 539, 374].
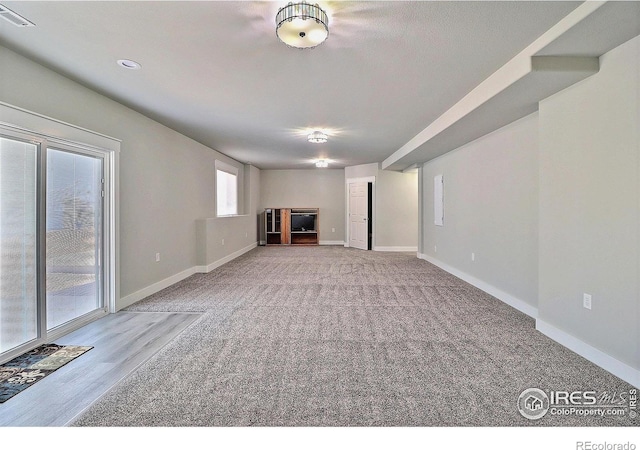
[0, 4, 35, 27]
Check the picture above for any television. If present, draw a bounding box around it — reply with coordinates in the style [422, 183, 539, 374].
[291, 214, 316, 232]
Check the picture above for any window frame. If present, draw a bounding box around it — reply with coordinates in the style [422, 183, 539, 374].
[215, 160, 239, 217]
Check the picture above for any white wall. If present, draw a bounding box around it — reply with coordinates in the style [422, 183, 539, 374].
[416, 35, 640, 386]
[538, 35, 639, 375]
[375, 170, 418, 250]
[0, 45, 259, 310]
[345, 163, 418, 251]
[419, 113, 539, 313]
[344, 163, 379, 179]
[196, 164, 261, 270]
[259, 169, 345, 244]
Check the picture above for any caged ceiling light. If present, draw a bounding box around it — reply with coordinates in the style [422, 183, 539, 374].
[307, 131, 328, 143]
[276, 2, 328, 49]
[315, 160, 329, 168]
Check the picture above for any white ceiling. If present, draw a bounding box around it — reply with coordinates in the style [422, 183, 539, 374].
[0, 1, 586, 169]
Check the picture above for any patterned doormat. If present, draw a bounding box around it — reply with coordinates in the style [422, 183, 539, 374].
[0, 344, 92, 403]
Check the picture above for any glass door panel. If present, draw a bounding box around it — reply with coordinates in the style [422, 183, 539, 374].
[46, 148, 103, 330]
[0, 137, 38, 354]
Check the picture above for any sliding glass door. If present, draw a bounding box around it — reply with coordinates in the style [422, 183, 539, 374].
[46, 148, 104, 330]
[0, 136, 39, 355]
[0, 131, 108, 363]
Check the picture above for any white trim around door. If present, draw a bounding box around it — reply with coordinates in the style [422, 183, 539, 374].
[0, 102, 119, 364]
[345, 176, 375, 250]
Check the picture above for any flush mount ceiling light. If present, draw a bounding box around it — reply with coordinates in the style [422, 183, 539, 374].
[276, 2, 328, 49]
[308, 131, 328, 143]
[315, 160, 329, 168]
[117, 59, 142, 70]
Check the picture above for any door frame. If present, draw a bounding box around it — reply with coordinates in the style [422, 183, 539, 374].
[45, 142, 109, 334]
[345, 176, 375, 250]
[0, 103, 119, 364]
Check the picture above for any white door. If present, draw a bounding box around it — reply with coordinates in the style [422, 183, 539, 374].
[349, 182, 369, 250]
[0, 133, 109, 364]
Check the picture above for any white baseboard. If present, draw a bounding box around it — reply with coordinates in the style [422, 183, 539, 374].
[195, 242, 258, 273]
[536, 319, 640, 389]
[417, 253, 538, 318]
[118, 242, 258, 310]
[418, 253, 639, 388]
[260, 240, 343, 246]
[320, 240, 346, 246]
[118, 266, 198, 311]
[374, 246, 418, 252]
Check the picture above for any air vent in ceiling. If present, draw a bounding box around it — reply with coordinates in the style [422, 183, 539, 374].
[0, 4, 35, 27]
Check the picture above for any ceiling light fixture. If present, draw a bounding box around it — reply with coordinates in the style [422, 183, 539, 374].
[308, 131, 328, 143]
[315, 160, 328, 168]
[117, 59, 142, 70]
[276, 2, 328, 49]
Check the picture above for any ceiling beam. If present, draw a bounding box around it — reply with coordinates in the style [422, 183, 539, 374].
[382, 1, 608, 171]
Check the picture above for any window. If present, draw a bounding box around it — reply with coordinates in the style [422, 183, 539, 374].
[216, 160, 238, 216]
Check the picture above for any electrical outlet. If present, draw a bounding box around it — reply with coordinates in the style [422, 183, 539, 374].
[434, 245, 437, 253]
[583, 293, 592, 310]
[155, 253, 160, 262]
[471, 252, 475, 261]
[221, 239, 225, 245]
[332, 227, 335, 233]
[245, 232, 248, 238]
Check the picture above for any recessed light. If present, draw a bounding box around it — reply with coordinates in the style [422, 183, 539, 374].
[315, 160, 329, 168]
[117, 59, 141, 70]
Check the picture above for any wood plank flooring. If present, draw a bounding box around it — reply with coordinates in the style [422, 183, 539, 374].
[0, 311, 201, 427]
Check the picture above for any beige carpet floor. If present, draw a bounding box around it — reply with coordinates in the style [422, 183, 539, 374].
[71, 246, 637, 426]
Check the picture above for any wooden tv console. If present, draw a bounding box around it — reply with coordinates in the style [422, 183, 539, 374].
[264, 208, 319, 246]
